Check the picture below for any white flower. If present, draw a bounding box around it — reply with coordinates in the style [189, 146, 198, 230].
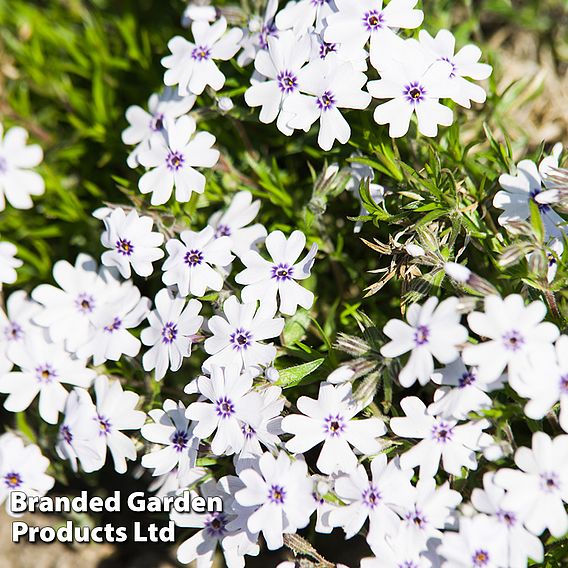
[520, 335, 568, 432]
[141, 399, 199, 483]
[428, 359, 505, 420]
[329, 454, 413, 545]
[471, 471, 544, 567]
[31, 254, 113, 353]
[324, 0, 423, 63]
[309, 30, 369, 73]
[235, 230, 317, 316]
[0, 433, 54, 516]
[100, 207, 165, 278]
[494, 431, 568, 537]
[235, 451, 315, 550]
[0, 332, 96, 424]
[138, 115, 219, 205]
[418, 29, 492, 108]
[462, 294, 559, 384]
[162, 225, 233, 297]
[181, 3, 217, 28]
[368, 39, 456, 137]
[282, 381, 386, 474]
[203, 295, 284, 373]
[437, 514, 507, 568]
[237, 0, 279, 66]
[390, 396, 490, 478]
[208, 190, 267, 258]
[244, 31, 311, 136]
[121, 87, 196, 168]
[76, 281, 150, 365]
[0, 124, 44, 211]
[283, 57, 372, 151]
[493, 148, 565, 238]
[141, 288, 203, 381]
[162, 17, 243, 96]
[185, 366, 263, 456]
[56, 388, 105, 473]
[276, 0, 336, 34]
[0, 242, 22, 288]
[0, 290, 41, 364]
[380, 297, 468, 388]
[172, 476, 260, 567]
[91, 375, 146, 474]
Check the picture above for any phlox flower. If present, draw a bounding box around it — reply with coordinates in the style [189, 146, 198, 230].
[328, 454, 414, 544]
[138, 115, 219, 206]
[275, 0, 336, 34]
[162, 17, 243, 96]
[203, 295, 284, 373]
[471, 471, 544, 567]
[0, 331, 96, 424]
[462, 294, 559, 384]
[0, 242, 22, 289]
[91, 375, 146, 474]
[419, 29, 492, 108]
[0, 124, 44, 211]
[100, 207, 165, 278]
[390, 396, 490, 478]
[121, 87, 196, 168]
[141, 288, 203, 381]
[181, 3, 217, 28]
[56, 388, 105, 473]
[380, 297, 468, 388]
[141, 399, 199, 483]
[235, 230, 317, 316]
[235, 451, 315, 550]
[0, 433, 54, 516]
[208, 190, 267, 258]
[494, 431, 568, 537]
[282, 381, 386, 474]
[237, 0, 279, 67]
[283, 57, 372, 150]
[185, 366, 263, 456]
[162, 225, 233, 297]
[368, 38, 456, 137]
[244, 31, 311, 136]
[308, 31, 369, 73]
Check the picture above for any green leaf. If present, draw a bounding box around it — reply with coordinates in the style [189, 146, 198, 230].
[275, 358, 325, 389]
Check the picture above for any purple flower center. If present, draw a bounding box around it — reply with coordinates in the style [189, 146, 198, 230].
[529, 188, 551, 213]
[97, 414, 112, 436]
[362, 9, 385, 32]
[502, 330, 525, 352]
[431, 420, 454, 443]
[35, 363, 58, 384]
[323, 413, 346, 438]
[4, 471, 22, 489]
[161, 321, 178, 344]
[268, 484, 286, 504]
[405, 507, 428, 529]
[116, 238, 134, 256]
[166, 150, 185, 171]
[540, 471, 561, 493]
[172, 429, 189, 452]
[103, 316, 122, 333]
[75, 292, 96, 314]
[184, 249, 203, 267]
[191, 45, 211, 61]
[319, 41, 337, 59]
[150, 113, 164, 132]
[214, 223, 232, 238]
[259, 23, 278, 49]
[204, 512, 228, 537]
[403, 82, 427, 105]
[560, 374, 568, 394]
[230, 327, 252, 351]
[472, 550, 490, 567]
[242, 423, 256, 439]
[277, 70, 298, 94]
[215, 396, 235, 419]
[413, 325, 430, 346]
[496, 509, 517, 527]
[271, 263, 294, 281]
[398, 563, 419, 568]
[4, 321, 23, 342]
[458, 371, 476, 388]
[439, 56, 458, 78]
[362, 484, 382, 509]
[310, 0, 329, 5]
[316, 90, 336, 112]
[60, 425, 73, 444]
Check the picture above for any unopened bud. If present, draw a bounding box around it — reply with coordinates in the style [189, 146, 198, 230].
[217, 96, 234, 112]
